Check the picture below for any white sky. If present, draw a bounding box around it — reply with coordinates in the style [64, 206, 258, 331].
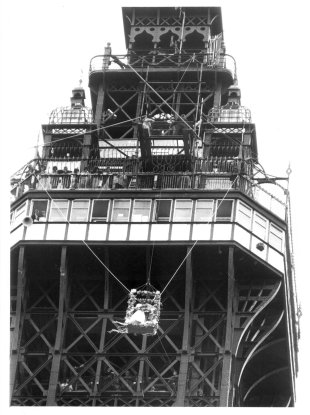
[1, 0, 309, 411]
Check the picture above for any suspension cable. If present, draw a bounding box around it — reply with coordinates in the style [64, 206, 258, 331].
[35, 177, 130, 293]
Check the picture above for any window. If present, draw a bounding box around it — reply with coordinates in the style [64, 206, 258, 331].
[216, 200, 233, 221]
[194, 200, 214, 221]
[154, 200, 172, 222]
[173, 200, 193, 222]
[31, 200, 48, 221]
[112, 199, 131, 222]
[70, 200, 90, 222]
[49, 200, 69, 222]
[132, 200, 151, 222]
[14, 202, 27, 226]
[253, 213, 267, 240]
[10, 211, 14, 225]
[237, 201, 252, 228]
[269, 223, 283, 251]
[92, 200, 110, 222]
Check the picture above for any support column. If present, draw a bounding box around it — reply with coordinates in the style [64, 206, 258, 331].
[42, 133, 52, 158]
[94, 83, 105, 129]
[219, 247, 235, 406]
[47, 246, 69, 405]
[82, 132, 92, 165]
[135, 336, 147, 406]
[174, 248, 193, 406]
[93, 248, 110, 402]
[134, 86, 143, 138]
[10, 247, 27, 401]
[203, 132, 212, 159]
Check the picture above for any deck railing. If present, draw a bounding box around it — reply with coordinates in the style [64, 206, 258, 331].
[11, 171, 286, 218]
[89, 53, 236, 79]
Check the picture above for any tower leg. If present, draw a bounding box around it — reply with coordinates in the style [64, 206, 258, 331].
[10, 247, 27, 402]
[47, 247, 69, 405]
[92, 248, 110, 403]
[174, 248, 193, 406]
[220, 247, 235, 406]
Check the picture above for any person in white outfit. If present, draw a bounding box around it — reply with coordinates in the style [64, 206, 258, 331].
[127, 304, 146, 324]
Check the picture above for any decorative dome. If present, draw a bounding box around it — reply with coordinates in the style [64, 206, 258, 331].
[48, 106, 93, 124]
[48, 82, 93, 124]
[207, 104, 251, 123]
[207, 84, 251, 123]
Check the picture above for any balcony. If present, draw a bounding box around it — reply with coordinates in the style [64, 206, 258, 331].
[89, 52, 236, 80]
[207, 105, 252, 124]
[48, 105, 93, 125]
[11, 170, 286, 219]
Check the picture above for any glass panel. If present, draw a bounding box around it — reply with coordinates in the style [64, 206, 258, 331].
[67, 224, 87, 239]
[213, 224, 232, 240]
[237, 201, 252, 227]
[216, 200, 233, 221]
[173, 200, 192, 222]
[154, 200, 172, 222]
[31, 200, 48, 222]
[109, 224, 128, 239]
[112, 200, 130, 222]
[194, 200, 214, 221]
[92, 200, 110, 222]
[70, 200, 90, 222]
[46, 224, 66, 239]
[253, 213, 267, 240]
[88, 224, 108, 240]
[132, 200, 151, 222]
[129, 224, 149, 240]
[269, 223, 283, 251]
[14, 202, 27, 225]
[49, 200, 69, 222]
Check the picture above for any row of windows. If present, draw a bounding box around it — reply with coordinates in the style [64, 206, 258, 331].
[12, 198, 234, 225]
[236, 201, 283, 251]
[11, 198, 284, 250]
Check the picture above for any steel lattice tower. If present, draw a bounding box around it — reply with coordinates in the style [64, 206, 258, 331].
[10, 6, 299, 407]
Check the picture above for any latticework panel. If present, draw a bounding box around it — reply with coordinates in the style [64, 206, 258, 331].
[10, 245, 292, 407]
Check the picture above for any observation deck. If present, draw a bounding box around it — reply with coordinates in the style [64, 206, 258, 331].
[89, 52, 236, 91]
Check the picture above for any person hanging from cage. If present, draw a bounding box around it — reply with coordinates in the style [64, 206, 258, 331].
[121, 303, 146, 326]
[109, 288, 161, 335]
[131, 303, 146, 323]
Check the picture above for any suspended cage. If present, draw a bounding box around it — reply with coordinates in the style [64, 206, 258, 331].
[111, 285, 161, 335]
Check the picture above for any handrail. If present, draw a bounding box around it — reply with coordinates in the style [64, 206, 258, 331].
[89, 53, 236, 80]
[11, 171, 286, 219]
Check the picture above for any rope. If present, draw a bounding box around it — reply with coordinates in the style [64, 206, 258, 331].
[81, 241, 129, 292]
[140, 66, 149, 118]
[156, 331, 172, 364]
[194, 63, 204, 128]
[161, 175, 239, 294]
[147, 244, 155, 285]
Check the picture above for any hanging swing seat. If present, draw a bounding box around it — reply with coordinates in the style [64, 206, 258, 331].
[110, 286, 161, 336]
